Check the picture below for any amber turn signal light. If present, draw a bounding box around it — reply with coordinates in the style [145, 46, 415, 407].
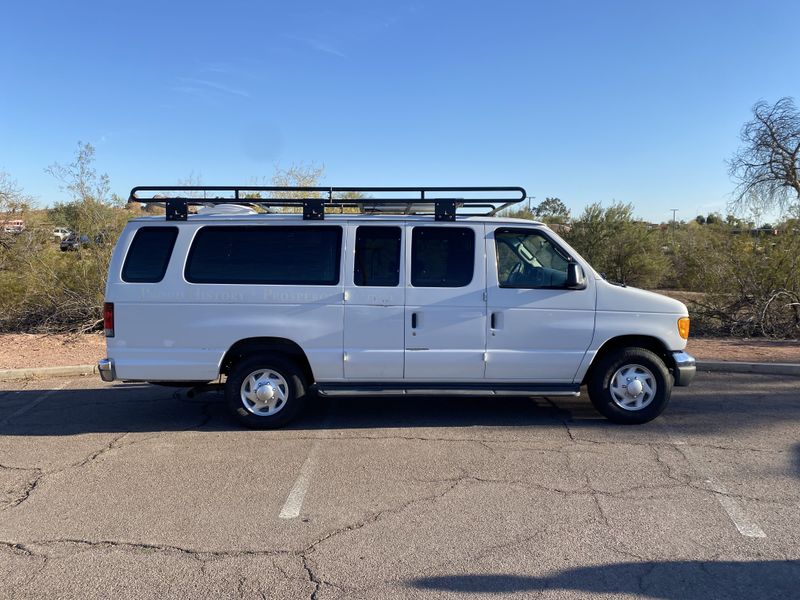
[677, 317, 690, 340]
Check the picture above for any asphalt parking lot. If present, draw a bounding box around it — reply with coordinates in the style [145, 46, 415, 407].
[1, 372, 799, 599]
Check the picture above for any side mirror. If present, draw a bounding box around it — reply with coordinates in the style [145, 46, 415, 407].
[566, 261, 587, 289]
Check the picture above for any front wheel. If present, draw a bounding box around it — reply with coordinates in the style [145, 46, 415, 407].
[225, 354, 307, 429]
[587, 347, 672, 424]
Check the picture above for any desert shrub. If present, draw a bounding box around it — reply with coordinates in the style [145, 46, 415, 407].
[0, 143, 132, 333]
[0, 201, 131, 333]
[563, 202, 671, 289]
[671, 222, 800, 336]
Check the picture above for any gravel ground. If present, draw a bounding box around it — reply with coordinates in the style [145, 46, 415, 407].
[687, 337, 800, 363]
[0, 333, 797, 371]
[0, 334, 105, 369]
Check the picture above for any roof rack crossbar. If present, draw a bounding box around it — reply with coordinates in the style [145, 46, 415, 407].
[128, 185, 527, 221]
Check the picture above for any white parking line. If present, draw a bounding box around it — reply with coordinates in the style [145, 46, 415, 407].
[279, 447, 320, 519]
[667, 430, 766, 538]
[0, 380, 72, 427]
[279, 410, 330, 520]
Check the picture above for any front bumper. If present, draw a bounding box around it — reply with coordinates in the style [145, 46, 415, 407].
[671, 351, 696, 386]
[98, 358, 116, 382]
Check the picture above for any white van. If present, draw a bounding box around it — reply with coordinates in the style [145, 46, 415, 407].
[98, 186, 695, 428]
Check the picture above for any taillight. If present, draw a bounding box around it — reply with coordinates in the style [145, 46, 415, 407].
[103, 302, 115, 337]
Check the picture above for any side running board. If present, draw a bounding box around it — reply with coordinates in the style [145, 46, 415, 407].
[315, 382, 581, 397]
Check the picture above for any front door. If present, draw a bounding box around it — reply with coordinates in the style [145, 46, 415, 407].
[404, 223, 487, 380]
[485, 226, 596, 382]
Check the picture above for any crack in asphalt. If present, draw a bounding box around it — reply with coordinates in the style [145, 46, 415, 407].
[650, 444, 689, 485]
[0, 540, 36, 556]
[0, 462, 40, 472]
[261, 433, 511, 452]
[0, 397, 215, 511]
[0, 538, 288, 564]
[302, 554, 322, 600]
[561, 420, 788, 455]
[0, 541, 48, 592]
[1, 468, 44, 511]
[0, 435, 130, 512]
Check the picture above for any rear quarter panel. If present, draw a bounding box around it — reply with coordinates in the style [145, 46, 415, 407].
[105, 221, 344, 382]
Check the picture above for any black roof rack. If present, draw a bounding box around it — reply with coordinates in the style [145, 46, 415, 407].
[128, 185, 527, 222]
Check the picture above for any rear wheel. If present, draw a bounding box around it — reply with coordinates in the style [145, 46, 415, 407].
[225, 354, 307, 429]
[587, 347, 672, 424]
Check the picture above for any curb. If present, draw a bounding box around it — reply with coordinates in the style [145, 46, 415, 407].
[0, 364, 98, 381]
[697, 361, 800, 377]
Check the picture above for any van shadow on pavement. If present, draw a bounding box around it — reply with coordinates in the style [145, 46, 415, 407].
[0, 372, 798, 437]
[0, 382, 579, 436]
[408, 559, 800, 600]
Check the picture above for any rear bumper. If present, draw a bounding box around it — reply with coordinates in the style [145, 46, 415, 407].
[98, 358, 116, 382]
[671, 351, 696, 386]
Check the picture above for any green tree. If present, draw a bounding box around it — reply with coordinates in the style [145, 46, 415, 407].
[563, 202, 669, 288]
[503, 206, 535, 221]
[533, 197, 571, 223]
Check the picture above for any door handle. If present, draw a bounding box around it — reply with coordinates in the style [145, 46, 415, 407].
[490, 312, 498, 329]
[411, 312, 418, 329]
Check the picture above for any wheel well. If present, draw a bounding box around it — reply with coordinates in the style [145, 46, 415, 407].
[220, 337, 314, 384]
[583, 335, 672, 385]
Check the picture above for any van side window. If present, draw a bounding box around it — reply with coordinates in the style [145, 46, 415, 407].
[122, 227, 179, 283]
[354, 226, 401, 287]
[411, 227, 474, 287]
[185, 226, 342, 285]
[495, 228, 569, 289]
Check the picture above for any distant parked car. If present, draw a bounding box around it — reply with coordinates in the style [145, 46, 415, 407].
[2, 219, 25, 234]
[53, 227, 73, 241]
[60, 233, 90, 251]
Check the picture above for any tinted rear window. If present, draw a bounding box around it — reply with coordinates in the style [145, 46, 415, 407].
[411, 227, 475, 287]
[185, 226, 342, 285]
[122, 227, 179, 283]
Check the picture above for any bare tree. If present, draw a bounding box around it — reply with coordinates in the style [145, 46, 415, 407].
[270, 163, 325, 198]
[0, 170, 34, 264]
[0, 170, 34, 213]
[729, 97, 800, 215]
[46, 141, 110, 203]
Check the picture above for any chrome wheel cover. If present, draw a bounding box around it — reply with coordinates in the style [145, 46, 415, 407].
[609, 364, 657, 411]
[240, 369, 289, 416]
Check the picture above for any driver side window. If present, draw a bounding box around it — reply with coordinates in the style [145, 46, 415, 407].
[495, 228, 569, 289]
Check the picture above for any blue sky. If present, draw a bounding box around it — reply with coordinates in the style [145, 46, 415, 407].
[1, 0, 798, 222]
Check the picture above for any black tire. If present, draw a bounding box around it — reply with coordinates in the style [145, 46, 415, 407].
[225, 354, 307, 429]
[587, 347, 672, 424]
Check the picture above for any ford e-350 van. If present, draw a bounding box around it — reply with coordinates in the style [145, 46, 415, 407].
[98, 186, 695, 428]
